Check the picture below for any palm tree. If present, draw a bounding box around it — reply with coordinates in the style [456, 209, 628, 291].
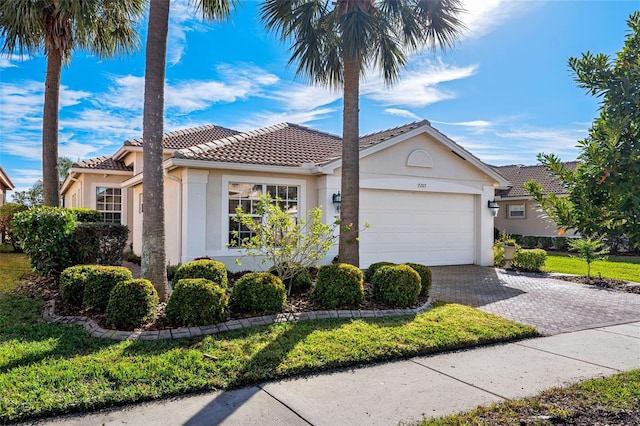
[142, 0, 236, 301]
[0, 0, 145, 206]
[261, 0, 465, 266]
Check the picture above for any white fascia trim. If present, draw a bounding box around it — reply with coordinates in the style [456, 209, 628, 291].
[121, 173, 143, 188]
[164, 158, 321, 175]
[0, 167, 15, 190]
[114, 145, 178, 161]
[495, 195, 534, 202]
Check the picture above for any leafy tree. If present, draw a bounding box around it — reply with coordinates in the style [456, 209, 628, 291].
[12, 181, 44, 208]
[141, 0, 237, 301]
[58, 157, 73, 182]
[0, 0, 145, 206]
[524, 12, 640, 247]
[568, 236, 609, 278]
[231, 195, 338, 295]
[261, 0, 465, 266]
[0, 202, 28, 250]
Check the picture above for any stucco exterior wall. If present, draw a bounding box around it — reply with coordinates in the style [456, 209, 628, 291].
[494, 199, 579, 237]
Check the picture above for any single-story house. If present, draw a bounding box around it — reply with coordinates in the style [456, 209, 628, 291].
[61, 120, 509, 270]
[0, 166, 14, 207]
[494, 162, 579, 238]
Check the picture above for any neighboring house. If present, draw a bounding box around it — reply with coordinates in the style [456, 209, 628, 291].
[61, 120, 509, 269]
[0, 166, 15, 207]
[494, 162, 579, 238]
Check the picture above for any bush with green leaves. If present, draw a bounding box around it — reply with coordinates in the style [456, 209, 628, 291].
[521, 235, 539, 249]
[512, 249, 547, 272]
[231, 194, 338, 295]
[538, 236, 553, 250]
[59, 265, 93, 307]
[166, 263, 181, 282]
[371, 264, 421, 307]
[0, 202, 28, 251]
[81, 265, 133, 311]
[363, 261, 395, 283]
[270, 266, 312, 293]
[166, 278, 228, 326]
[66, 208, 102, 222]
[568, 236, 609, 277]
[553, 237, 570, 251]
[312, 263, 364, 309]
[229, 272, 286, 315]
[493, 232, 520, 267]
[70, 222, 129, 266]
[173, 259, 228, 288]
[106, 279, 159, 329]
[403, 262, 432, 297]
[11, 206, 76, 278]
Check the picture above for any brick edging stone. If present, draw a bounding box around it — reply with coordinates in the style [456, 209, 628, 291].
[42, 299, 433, 341]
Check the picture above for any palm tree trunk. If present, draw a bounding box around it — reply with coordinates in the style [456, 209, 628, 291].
[141, 0, 170, 301]
[42, 47, 62, 207]
[338, 53, 361, 267]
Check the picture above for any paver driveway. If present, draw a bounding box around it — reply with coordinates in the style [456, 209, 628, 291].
[430, 265, 640, 335]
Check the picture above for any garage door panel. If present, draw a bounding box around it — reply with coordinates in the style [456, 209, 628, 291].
[360, 190, 475, 267]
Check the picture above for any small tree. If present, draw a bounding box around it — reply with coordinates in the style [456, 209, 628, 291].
[568, 236, 609, 278]
[0, 202, 28, 249]
[232, 195, 338, 295]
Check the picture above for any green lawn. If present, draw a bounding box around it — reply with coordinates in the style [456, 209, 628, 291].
[0, 253, 537, 423]
[542, 253, 640, 282]
[420, 369, 640, 425]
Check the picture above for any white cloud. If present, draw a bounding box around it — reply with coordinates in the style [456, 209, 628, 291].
[268, 82, 340, 111]
[0, 53, 31, 69]
[432, 119, 492, 128]
[236, 107, 337, 131]
[384, 108, 421, 121]
[460, 0, 539, 39]
[362, 60, 477, 107]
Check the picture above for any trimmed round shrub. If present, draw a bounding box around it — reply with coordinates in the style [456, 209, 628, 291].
[60, 265, 93, 306]
[312, 263, 364, 309]
[106, 279, 159, 330]
[82, 265, 133, 311]
[173, 259, 228, 288]
[166, 278, 228, 326]
[270, 266, 312, 293]
[230, 272, 286, 315]
[363, 261, 395, 283]
[513, 248, 547, 272]
[403, 262, 432, 297]
[371, 264, 421, 307]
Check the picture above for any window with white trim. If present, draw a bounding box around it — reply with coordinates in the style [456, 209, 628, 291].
[228, 182, 299, 246]
[507, 204, 526, 219]
[96, 187, 122, 223]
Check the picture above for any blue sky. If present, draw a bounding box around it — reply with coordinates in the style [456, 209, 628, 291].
[0, 0, 637, 194]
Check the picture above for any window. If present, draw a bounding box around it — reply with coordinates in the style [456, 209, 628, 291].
[228, 182, 299, 246]
[96, 187, 122, 223]
[507, 204, 526, 219]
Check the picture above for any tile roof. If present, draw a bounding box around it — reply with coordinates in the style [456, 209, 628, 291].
[124, 124, 240, 150]
[495, 161, 578, 198]
[359, 120, 430, 148]
[174, 123, 344, 166]
[73, 155, 132, 172]
[174, 120, 432, 167]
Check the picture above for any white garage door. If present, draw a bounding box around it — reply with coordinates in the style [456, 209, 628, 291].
[360, 190, 475, 268]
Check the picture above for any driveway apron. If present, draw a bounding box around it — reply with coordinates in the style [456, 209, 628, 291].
[430, 265, 640, 335]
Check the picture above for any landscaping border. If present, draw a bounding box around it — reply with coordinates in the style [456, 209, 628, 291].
[42, 299, 433, 341]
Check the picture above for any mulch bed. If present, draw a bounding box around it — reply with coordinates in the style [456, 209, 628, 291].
[552, 275, 640, 294]
[16, 273, 429, 332]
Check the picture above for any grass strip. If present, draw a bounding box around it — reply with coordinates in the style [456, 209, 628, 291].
[543, 253, 640, 282]
[419, 369, 640, 425]
[0, 293, 537, 422]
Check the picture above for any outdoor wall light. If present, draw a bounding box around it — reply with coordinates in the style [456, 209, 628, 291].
[488, 200, 500, 217]
[333, 191, 342, 213]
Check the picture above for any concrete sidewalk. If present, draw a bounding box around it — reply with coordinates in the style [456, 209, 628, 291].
[28, 321, 640, 426]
